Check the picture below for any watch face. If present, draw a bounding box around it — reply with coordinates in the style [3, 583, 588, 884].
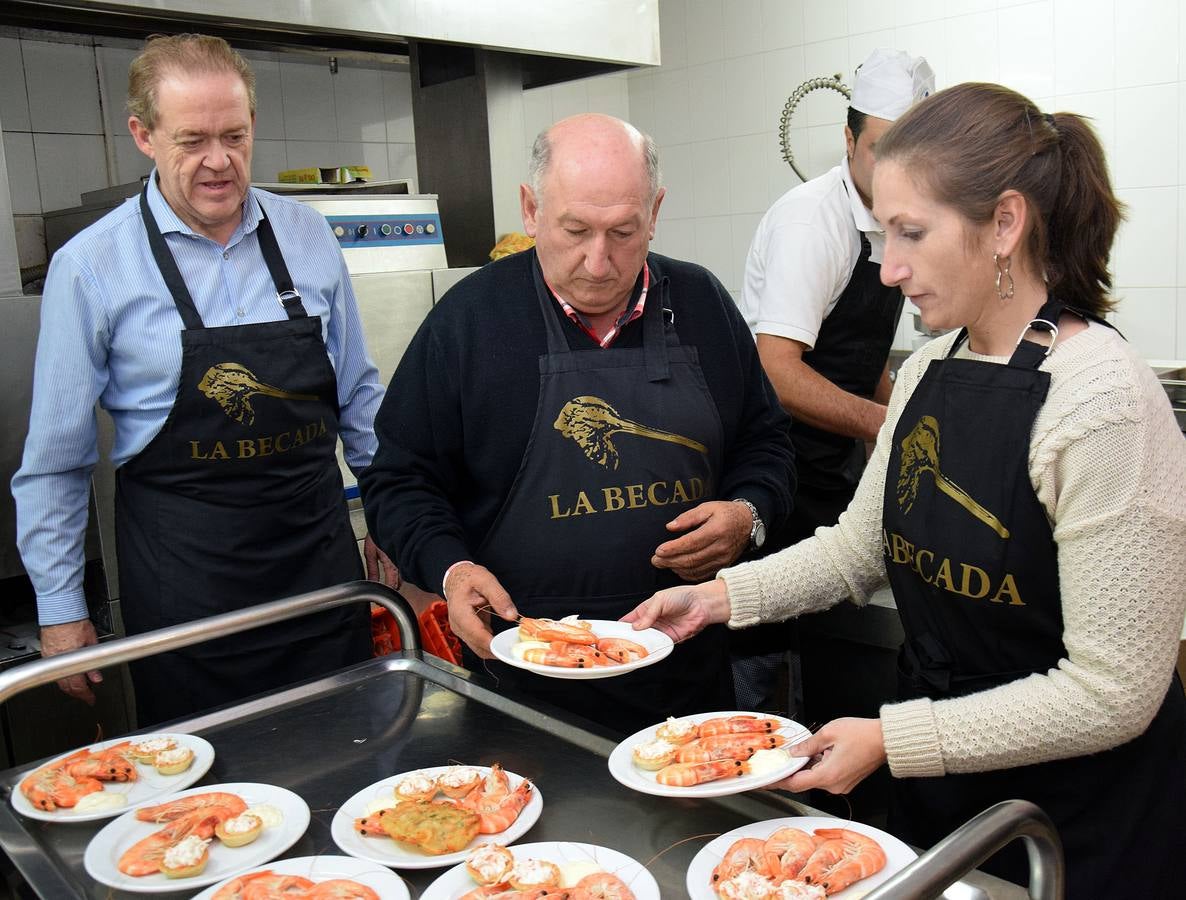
[753, 521, 767, 549]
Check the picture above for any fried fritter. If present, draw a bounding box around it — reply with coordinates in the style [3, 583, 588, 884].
[378, 800, 480, 855]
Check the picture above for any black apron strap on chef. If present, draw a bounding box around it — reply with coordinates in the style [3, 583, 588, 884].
[140, 184, 204, 330]
[642, 270, 670, 382]
[1009, 299, 1066, 369]
[254, 214, 309, 319]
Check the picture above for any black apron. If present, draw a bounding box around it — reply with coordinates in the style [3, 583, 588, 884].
[116, 186, 371, 727]
[883, 301, 1186, 896]
[469, 260, 735, 736]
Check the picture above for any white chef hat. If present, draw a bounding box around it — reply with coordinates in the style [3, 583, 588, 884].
[850, 48, 935, 121]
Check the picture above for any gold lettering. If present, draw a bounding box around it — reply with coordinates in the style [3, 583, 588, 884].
[316, 418, 327, 437]
[237, 440, 256, 459]
[671, 480, 690, 503]
[914, 548, 934, 583]
[189, 440, 208, 460]
[208, 441, 229, 460]
[275, 432, 291, 453]
[647, 482, 669, 505]
[572, 491, 595, 516]
[890, 533, 914, 565]
[548, 494, 570, 519]
[626, 484, 646, 509]
[882, 529, 891, 557]
[258, 436, 274, 457]
[958, 563, 990, 599]
[603, 487, 625, 512]
[689, 477, 705, 500]
[933, 558, 955, 592]
[991, 574, 1025, 606]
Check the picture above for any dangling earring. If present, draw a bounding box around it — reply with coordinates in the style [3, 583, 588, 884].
[994, 252, 1014, 300]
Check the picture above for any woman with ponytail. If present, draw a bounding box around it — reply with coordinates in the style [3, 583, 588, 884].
[626, 83, 1186, 894]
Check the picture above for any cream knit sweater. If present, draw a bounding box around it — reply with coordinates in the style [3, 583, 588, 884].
[721, 321, 1186, 777]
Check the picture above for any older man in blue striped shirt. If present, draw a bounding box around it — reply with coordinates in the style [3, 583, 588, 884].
[12, 34, 393, 725]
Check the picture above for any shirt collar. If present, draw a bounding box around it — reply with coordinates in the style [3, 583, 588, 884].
[840, 155, 882, 236]
[545, 264, 650, 349]
[145, 169, 262, 244]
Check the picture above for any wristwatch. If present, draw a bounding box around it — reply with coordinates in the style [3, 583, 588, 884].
[733, 498, 766, 551]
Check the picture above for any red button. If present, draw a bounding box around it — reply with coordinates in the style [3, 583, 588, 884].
[403, 223, 415, 234]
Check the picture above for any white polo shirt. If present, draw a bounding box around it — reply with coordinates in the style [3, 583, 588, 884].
[740, 156, 885, 350]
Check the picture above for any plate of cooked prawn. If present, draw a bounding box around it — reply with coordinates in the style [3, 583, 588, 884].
[686, 817, 917, 899]
[11, 733, 216, 823]
[331, 764, 543, 869]
[192, 854, 410, 900]
[607, 712, 813, 798]
[421, 841, 660, 900]
[83, 781, 310, 893]
[489, 615, 674, 680]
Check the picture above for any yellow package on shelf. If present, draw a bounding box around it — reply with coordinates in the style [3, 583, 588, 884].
[278, 165, 372, 185]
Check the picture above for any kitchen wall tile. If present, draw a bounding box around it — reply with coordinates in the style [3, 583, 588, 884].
[692, 138, 732, 217]
[945, 13, 1000, 87]
[1178, 288, 1186, 358]
[997, 1, 1054, 100]
[805, 124, 845, 182]
[686, 0, 725, 65]
[0, 37, 30, 132]
[725, 56, 766, 136]
[759, 0, 805, 53]
[387, 143, 418, 189]
[3, 132, 40, 214]
[251, 58, 285, 142]
[280, 58, 336, 141]
[548, 78, 590, 122]
[1114, 83, 1178, 189]
[15, 215, 46, 270]
[334, 65, 386, 143]
[845, 1, 896, 35]
[762, 47, 806, 137]
[728, 134, 770, 214]
[1113, 186, 1177, 288]
[897, 0, 948, 26]
[522, 87, 554, 145]
[687, 62, 726, 143]
[1111, 287, 1177, 359]
[585, 73, 630, 121]
[33, 132, 107, 211]
[95, 45, 136, 137]
[659, 142, 695, 220]
[893, 21, 947, 89]
[944, 0, 999, 14]
[1115, 0, 1178, 89]
[694, 215, 737, 290]
[1053, 0, 1114, 95]
[652, 69, 693, 146]
[250, 139, 288, 184]
[1181, 87, 1186, 187]
[1179, 186, 1186, 287]
[336, 141, 389, 183]
[732, 211, 763, 288]
[652, 216, 696, 262]
[770, 127, 807, 203]
[805, 2, 848, 44]
[658, 0, 688, 70]
[627, 72, 657, 140]
[848, 30, 898, 81]
[382, 68, 415, 144]
[112, 134, 151, 186]
[284, 140, 338, 170]
[1054, 90, 1116, 176]
[24, 39, 102, 134]
[723, 0, 763, 60]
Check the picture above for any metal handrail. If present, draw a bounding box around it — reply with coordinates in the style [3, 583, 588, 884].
[0, 581, 419, 707]
[864, 799, 1064, 900]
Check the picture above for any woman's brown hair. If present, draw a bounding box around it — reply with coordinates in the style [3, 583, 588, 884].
[875, 82, 1123, 316]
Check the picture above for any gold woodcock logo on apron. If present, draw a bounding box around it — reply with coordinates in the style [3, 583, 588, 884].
[553, 396, 708, 471]
[897, 415, 1011, 538]
[198, 362, 319, 425]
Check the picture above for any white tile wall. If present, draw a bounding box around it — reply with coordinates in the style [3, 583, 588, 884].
[1112, 288, 1178, 358]
[658, 0, 688, 70]
[1114, 83, 1179, 189]
[1113, 187, 1178, 287]
[3, 132, 40, 214]
[1053, 0, 1114, 96]
[387, 143, 417, 187]
[33, 133, 107, 211]
[657, 143, 695, 220]
[334, 66, 386, 143]
[251, 58, 286, 142]
[96, 46, 137, 136]
[112, 134, 152, 185]
[685, 0, 726, 64]
[382, 69, 415, 144]
[725, 56, 767, 136]
[251, 139, 288, 184]
[729, 134, 771, 214]
[280, 59, 338, 142]
[1178, 288, 1186, 353]
[845, 0, 895, 35]
[0, 38, 31, 133]
[284, 140, 339, 170]
[586, 74, 631, 121]
[24, 40, 102, 135]
[724, 0, 764, 60]
[1115, 0, 1179, 88]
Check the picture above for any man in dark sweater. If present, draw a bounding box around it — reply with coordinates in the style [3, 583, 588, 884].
[361, 114, 795, 735]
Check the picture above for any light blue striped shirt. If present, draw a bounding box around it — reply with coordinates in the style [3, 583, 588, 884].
[12, 174, 384, 626]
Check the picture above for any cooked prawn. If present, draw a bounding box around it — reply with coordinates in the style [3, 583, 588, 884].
[656, 759, 750, 787]
[698, 716, 783, 737]
[522, 641, 608, 668]
[135, 791, 247, 823]
[716, 869, 778, 899]
[306, 880, 381, 900]
[763, 827, 820, 883]
[711, 837, 780, 889]
[118, 808, 230, 876]
[569, 871, 637, 900]
[595, 637, 648, 663]
[65, 741, 137, 782]
[518, 617, 597, 644]
[458, 764, 511, 810]
[796, 828, 887, 895]
[19, 751, 103, 811]
[676, 734, 787, 763]
[471, 779, 534, 833]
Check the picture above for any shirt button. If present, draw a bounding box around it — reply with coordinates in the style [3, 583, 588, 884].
[223, 251, 230, 260]
[236, 307, 245, 317]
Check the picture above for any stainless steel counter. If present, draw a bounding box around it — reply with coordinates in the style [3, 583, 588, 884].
[0, 650, 1031, 898]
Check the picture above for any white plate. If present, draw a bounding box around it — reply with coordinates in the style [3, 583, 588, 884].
[489, 619, 674, 680]
[83, 782, 310, 894]
[11, 734, 216, 823]
[421, 841, 660, 900]
[192, 854, 409, 900]
[607, 711, 812, 798]
[331, 766, 543, 869]
[686, 817, 918, 900]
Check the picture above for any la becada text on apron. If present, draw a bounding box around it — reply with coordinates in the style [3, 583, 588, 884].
[116, 184, 369, 726]
[473, 258, 735, 734]
[882, 298, 1186, 894]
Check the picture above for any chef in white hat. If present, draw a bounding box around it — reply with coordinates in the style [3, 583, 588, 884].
[732, 48, 934, 713]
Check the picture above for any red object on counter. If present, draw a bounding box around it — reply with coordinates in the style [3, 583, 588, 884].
[371, 600, 462, 664]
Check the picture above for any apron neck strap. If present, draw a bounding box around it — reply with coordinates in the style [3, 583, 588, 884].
[140, 183, 203, 330]
[1008, 298, 1066, 369]
[254, 213, 308, 319]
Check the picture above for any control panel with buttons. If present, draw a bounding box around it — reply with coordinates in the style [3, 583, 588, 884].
[326, 214, 443, 248]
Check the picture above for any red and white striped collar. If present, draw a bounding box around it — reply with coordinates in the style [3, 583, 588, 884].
[545, 265, 650, 349]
